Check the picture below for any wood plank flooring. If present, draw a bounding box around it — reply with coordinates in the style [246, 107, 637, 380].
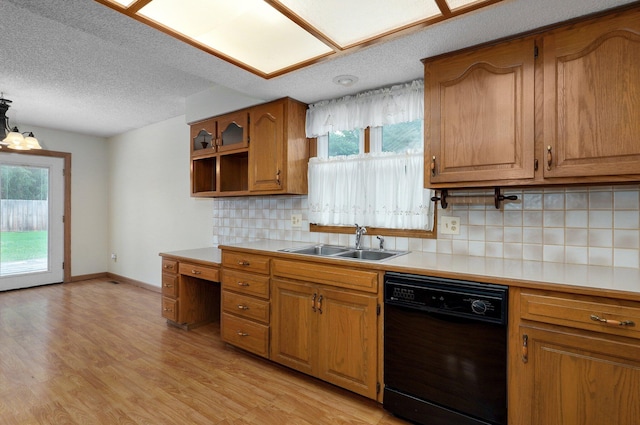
[0, 279, 410, 425]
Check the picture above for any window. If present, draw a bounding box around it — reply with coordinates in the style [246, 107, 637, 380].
[381, 120, 423, 153]
[306, 80, 434, 233]
[328, 129, 361, 157]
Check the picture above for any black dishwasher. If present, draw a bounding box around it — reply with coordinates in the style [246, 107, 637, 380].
[383, 272, 508, 425]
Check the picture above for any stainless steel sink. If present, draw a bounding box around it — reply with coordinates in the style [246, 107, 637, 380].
[336, 250, 400, 261]
[280, 244, 408, 262]
[281, 245, 351, 256]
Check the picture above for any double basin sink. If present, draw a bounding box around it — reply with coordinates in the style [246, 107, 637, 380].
[280, 244, 408, 262]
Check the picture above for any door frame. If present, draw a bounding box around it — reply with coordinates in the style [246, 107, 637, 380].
[0, 149, 71, 282]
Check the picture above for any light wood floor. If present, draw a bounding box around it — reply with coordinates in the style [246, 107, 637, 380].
[0, 279, 410, 425]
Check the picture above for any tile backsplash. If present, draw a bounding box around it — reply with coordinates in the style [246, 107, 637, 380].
[212, 184, 640, 269]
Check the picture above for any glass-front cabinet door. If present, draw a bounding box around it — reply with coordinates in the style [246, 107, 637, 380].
[216, 111, 249, 152]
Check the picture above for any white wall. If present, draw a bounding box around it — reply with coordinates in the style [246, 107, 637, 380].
[108, 115, 213, 287]
[26, 125, 110, 277]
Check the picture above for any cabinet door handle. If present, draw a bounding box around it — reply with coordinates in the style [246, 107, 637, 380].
[237, 304, 249, 310]
[236, 331, 249, 337]
[237, 260, 250, 266]
[163, 283, 173, 288]
[546, 145, 553, 170]
[522, 334, 528, 363]
[191, 269, 201, 275]
[276, 169, 281, 185]
[237, 282, 250, 287]
[163, 307, 173, 312]
[430, 156, 436, 177]
[163, 264, 174, 270]
[317, 295, 323, 314]
[590, 314, 635, 327]
[311, 293, 317, 312]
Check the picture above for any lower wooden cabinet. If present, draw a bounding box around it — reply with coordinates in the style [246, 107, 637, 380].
[159, 257, 220, 329]
[220, 251, 271, 358]
[510, 288, 640, 425]
[270, 260, 381, 400]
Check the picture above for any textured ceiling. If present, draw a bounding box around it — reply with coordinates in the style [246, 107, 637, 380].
[0, 0, 637, 138]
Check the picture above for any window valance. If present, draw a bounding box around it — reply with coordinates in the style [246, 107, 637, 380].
[305, 79, 424, 138]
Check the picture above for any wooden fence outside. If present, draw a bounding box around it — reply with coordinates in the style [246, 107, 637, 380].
[1, 200, 48, 232]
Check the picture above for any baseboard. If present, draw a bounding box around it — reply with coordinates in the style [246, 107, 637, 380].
[106, 272, 161, 293]
[70, 272, 108, 282]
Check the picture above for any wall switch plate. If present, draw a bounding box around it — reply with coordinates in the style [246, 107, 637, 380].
[441, 216, 460, 235]
[291, 214, 302, 228]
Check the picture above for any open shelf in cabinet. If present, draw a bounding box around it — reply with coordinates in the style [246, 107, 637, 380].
[220, 151, 248, 193]
[192, 155, 217, 196]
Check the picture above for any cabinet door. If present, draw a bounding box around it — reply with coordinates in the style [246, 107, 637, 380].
[514, 325, 640, 425]
[542, 10, 640, 178]
[425, 37, 535, 186]
[248, 100, 284, 192]
[317, 287, 378, 399]
[270, 278, 316, 375]
[216, 111, 248, 152]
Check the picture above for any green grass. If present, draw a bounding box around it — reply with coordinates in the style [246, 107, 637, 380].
[0, 231, 48, 262]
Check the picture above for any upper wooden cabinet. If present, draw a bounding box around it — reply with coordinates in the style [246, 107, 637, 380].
[189, 97, 309, 197]
[424, 5, 640, 189]
[248, 98, 308, 193]
[542, 8, 640, 179]
[425, 37, 536, 187]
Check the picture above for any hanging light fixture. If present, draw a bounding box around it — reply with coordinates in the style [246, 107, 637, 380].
[0, 95, 42, 150]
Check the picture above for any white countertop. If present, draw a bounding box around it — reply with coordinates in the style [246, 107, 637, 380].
[165, 240, 640, 300]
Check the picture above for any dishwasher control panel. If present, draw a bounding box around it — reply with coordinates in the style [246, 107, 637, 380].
[384, 272, 508, 324]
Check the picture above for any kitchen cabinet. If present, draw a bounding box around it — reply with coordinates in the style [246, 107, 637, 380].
[509, 288, 640, 425]
[189, 97, 309, 197]
[424, 5, 640, 189]
[270, 258, 381, 400]
[424, 37, 536, 187]
[220, 251, 271, 358]
[160, 257, 220, 329]
[541, 8, 640, 179]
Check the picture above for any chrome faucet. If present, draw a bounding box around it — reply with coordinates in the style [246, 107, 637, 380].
[354, 224, 367, 249]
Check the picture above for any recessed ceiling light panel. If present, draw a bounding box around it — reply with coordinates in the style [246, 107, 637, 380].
[279, 0, 442, 48]
[138, 0, 333, 75]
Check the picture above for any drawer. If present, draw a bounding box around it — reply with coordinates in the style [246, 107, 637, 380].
[161, 273, 178, 297]
[521, 291, 640, 340]
[272, 259, 380, 293]
[222, 251, 270, 274]
[221, 269, 270, 299]
[222, 313, 269, 358]
[222, 290, 270, 324]
[162, 259, 178, 274]
[162, 296, 178, 322]
[179, 262, 220, 282]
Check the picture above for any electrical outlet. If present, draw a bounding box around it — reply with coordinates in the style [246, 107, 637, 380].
[291, 214, 302, 228]
[111, 253, 118, 262]
[440, 216, 460, 235]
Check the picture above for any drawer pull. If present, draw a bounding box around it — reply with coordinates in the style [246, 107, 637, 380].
[237, 260, 250, 266]
[163, 283, 173, 288]
[236, 331, 249, 337]
[163, 307, 173, 312]
[237, 282, 250, 287]
[163, 264, 174, 270]
[237, 304, 249, 310]
[590, 314, 635, 327]
[191, 269, 201, 275]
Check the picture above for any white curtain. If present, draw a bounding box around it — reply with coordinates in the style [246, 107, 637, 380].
[306, 80, 424, 137]
[308, 151, 434, 230]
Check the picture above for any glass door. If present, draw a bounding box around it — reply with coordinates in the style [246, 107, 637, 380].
[0, 153, 64, 291]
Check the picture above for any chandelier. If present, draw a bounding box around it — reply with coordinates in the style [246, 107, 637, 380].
[0, 95, 42, 150]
